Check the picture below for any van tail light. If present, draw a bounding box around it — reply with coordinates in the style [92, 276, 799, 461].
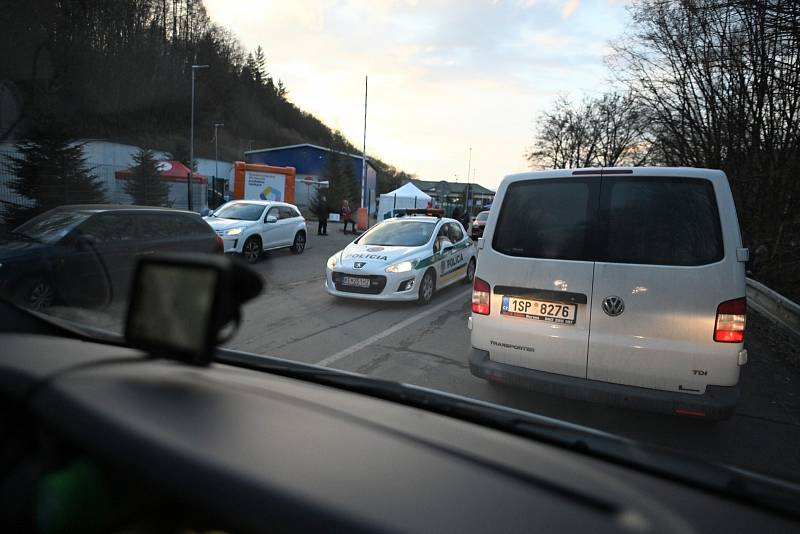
[714, 297, 746, 343]
[472, 277, 491, 315]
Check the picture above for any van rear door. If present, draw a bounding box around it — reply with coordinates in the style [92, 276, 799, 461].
[587, 169, 745, 394]
[473, 173, 600, 378]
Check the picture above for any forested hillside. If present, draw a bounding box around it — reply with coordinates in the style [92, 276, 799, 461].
[0, 0, 407, 190]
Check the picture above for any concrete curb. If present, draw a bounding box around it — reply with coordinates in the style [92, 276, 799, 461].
[746, 277, 800, 335]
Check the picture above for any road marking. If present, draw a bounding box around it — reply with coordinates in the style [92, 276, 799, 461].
[315, 289, 471, 368]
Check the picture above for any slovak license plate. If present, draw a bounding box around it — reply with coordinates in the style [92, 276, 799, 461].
[501, 296, 577, 325]
[341, 276, 371, 288]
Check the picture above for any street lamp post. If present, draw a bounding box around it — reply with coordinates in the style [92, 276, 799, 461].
[465, 147, 472, 216]
[189, 64, 209, 211]
[213, 122, 224, 207]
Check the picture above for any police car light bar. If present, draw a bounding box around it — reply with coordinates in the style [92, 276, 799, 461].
[395, 208, 444, 218]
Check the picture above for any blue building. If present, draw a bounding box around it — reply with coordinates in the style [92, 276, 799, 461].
[244, 143, 377, 214]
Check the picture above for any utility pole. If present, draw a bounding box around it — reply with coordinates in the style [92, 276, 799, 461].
[465, 147, 472, 215]
[189, 64, 209, 211]
[361, 75, 368, 214]
[213, 122, 224, 205]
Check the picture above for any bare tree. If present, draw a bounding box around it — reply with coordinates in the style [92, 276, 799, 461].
[610, 0, 800, 288]
[527, 92, 650, 169]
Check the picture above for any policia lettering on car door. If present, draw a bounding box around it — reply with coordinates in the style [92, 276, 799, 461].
[435, 223, 467, 283]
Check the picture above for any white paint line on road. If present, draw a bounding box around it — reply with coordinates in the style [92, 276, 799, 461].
[315, 289, 471, 368]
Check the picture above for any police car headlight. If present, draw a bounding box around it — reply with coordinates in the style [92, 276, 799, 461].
[386, 260, 415, 273]
[327, 255, 338, 269]
[225, 227, 244, 236]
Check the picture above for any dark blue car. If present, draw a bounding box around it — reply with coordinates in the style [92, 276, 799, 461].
[0, 205, 222, 310]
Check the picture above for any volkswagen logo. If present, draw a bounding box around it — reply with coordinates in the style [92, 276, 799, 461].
[353, 262, 366, 269]
[602, 296, 625, 317]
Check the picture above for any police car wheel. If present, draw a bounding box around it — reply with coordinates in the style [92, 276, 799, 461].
[418, 269, 436, 305]
[242, 237, 262, 264]
[465, 257, 476, 284]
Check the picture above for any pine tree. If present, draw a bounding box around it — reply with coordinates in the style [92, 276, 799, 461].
[254, 45, 267, 86]
[5, 132, 106, 227]
[324, 132, 357, 214]
[123, 148, 171, 206]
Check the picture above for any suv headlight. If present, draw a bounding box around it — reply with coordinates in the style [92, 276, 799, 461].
[386, 260, 415, 273]
[327, 254, 338, 269]
[225, 227, 244, 236]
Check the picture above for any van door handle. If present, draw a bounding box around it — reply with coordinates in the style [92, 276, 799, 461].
[493, 285, 588, 304]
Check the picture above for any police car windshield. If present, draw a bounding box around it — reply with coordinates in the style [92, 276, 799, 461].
[214, 203, 265, 221]
[359, 220, 436, 247]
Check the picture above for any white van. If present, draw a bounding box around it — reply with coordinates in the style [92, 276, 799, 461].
[468, 168, 748, 420]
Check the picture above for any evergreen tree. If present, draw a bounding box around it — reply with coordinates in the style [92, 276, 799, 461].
[323, 132, 357, 213]
[123, 148, 171, 206]
[5, 131, 106, 227]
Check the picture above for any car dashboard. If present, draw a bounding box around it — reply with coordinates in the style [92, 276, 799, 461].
[0, 303, 798, 533]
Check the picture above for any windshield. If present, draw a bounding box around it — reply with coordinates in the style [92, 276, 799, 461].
[358, 221, 436, 247]
[2, 0, 799, 494]
[13, 211, 93, 244]
[213, 203, 265, 221]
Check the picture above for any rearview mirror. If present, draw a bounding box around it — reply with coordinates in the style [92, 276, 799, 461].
[266, 215, 278, 223]
[125, 253, 263, 364]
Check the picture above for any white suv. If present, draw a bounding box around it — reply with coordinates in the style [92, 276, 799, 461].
[469, 167, 748, 420]
[205, 200, 307, 263]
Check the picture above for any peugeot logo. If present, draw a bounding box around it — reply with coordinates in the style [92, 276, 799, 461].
[602, 296, 625, 317]
[354, 262, 366, 269]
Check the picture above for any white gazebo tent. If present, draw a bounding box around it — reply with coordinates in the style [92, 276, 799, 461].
[378, 183, 432, 221]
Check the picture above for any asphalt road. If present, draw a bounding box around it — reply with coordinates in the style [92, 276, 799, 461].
[226, 221, 800, 482]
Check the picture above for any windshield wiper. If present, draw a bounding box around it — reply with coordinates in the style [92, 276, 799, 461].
[215, 348, 800, 519]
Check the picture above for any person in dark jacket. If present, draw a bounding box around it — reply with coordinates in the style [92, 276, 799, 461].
[316, 195, 329, 236]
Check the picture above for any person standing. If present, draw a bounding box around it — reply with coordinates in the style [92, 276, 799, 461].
[341, 199, 356, 234]
[316, 195, 329, 236]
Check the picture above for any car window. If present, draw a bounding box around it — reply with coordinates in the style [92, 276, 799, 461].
[139, 214, 174, 239]
[266, 207, 280, 220]
[600, 177, 724, 266]
[279, 207, 295, 219]
[492, 179, 598, 261]
[79, 213, 137, 243]
[447, 223, 464, 243]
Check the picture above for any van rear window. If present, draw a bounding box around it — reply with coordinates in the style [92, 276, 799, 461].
[492, 179, 598, 261]
[600, 177, 723, 266]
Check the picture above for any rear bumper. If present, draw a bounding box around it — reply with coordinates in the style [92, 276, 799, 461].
[469, 348, 739, 420]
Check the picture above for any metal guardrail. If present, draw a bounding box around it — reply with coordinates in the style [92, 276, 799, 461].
[746, 277, 800, 335]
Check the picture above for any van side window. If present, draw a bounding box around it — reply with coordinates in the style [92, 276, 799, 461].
[492, 179, 597, 261]
[600, 177, 723, 266]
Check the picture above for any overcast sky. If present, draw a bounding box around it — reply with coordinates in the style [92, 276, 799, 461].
[204, 0, 630, 189]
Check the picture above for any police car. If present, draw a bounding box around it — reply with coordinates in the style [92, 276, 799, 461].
[325, 211, 477, 304]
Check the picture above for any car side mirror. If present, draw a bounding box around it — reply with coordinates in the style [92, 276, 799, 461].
[125, 253, 263, 365]
[74, 234, 97, 252]
[266, 215, 278, 223]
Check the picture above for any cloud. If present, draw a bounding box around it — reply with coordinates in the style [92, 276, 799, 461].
[562, 0, 580, 19]
[203, 0, 627, 187]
